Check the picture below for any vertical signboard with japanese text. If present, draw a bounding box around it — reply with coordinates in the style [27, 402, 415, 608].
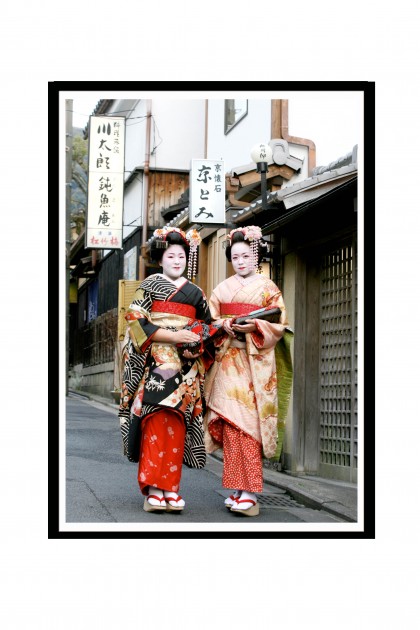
[190, 159, 225, 224]
[86, 116, 125, 250]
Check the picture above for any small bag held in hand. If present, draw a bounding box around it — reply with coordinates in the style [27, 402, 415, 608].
[233, 307, 281, 325]
[176, 320, 224, 352]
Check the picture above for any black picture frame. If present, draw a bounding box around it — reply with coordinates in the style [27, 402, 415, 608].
[51, 80, 375, 540]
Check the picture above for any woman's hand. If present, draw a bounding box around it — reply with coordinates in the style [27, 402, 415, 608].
[173, 329, 201, 344]
[222, 319, 236, 338]
[231, 319, 257, 334]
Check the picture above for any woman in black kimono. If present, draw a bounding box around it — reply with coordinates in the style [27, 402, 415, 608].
[118, 227, 217, 513]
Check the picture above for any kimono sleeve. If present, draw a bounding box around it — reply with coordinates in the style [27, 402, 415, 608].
[125, 286, 159, 353]
[250, 283, 289, 351]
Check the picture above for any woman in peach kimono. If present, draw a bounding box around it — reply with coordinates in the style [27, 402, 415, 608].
[204, 226, 291, 517]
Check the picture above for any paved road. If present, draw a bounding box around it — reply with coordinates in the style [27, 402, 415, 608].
[66, 395, 344, 524]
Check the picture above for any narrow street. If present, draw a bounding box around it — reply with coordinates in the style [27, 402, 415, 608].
[65, 395, 344, 525]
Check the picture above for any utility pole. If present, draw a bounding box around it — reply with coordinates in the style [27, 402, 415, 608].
[139, 100, 152, 281]
[65, 100, 73, 396]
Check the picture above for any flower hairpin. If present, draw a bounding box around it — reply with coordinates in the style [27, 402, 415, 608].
[227, 226, 263, 243]
[153, 226, 188, 243]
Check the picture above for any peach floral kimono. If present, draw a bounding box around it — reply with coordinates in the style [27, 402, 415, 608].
[204, 273, 291, 460]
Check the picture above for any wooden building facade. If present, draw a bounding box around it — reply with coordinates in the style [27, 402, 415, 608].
[220, 154, 359, 482]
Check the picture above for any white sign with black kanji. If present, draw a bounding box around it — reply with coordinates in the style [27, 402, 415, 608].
[190, 159, 225, 224]
[86, 116, 125, 250]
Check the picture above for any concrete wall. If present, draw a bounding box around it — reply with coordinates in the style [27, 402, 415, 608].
[207, 99, 271, 171]
[69, 362, 115, 402]
[151, 99, 206, 169]
[207, 92, 363, 172]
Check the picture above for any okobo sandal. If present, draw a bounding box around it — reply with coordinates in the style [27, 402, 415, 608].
[230, 498, 260, 517]
[143, 494, 167, 512]
[224, 491, 241, 509]
[164, 491, 185, 511]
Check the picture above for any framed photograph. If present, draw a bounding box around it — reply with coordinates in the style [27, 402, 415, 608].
[52, 81, 374, 540]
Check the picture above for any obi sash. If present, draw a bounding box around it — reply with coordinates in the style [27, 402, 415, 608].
[219, 302, 256, 317]
[151, 300, 196, 319]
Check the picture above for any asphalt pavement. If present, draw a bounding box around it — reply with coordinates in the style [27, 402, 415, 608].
[66, 393, 356, 525]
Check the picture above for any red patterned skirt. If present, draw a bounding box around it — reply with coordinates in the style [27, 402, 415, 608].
[137, 409, 186, 495]
[209, 420, 263, 493]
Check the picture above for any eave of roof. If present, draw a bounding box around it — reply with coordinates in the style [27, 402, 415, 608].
[70, 255, 99, 279]
[230, 162, 357, 224]
[69, 230, 87, 264]
[83, 100, 115, 138]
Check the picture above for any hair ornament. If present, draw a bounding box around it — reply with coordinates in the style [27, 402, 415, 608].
[227, 225, 264, 270]
[185, 229, 201, 282]
[153, 226, 189, 245]
[227, 225, 262, 244]
[152, 226, 202, 282]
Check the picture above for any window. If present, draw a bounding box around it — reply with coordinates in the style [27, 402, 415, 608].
[224, 99, 248, 134]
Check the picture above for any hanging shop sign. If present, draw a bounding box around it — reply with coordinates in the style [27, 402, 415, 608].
[86, 116, 125, 250]
[190, 159, 225, 224]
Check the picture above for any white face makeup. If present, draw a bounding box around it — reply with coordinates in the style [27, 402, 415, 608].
[160, 244, 187, 281]
[230, 241, 255, 279]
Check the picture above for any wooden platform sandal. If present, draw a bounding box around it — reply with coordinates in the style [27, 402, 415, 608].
[230, 498, 260, 517]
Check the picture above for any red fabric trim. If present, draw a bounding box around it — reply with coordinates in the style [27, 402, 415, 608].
[250, 320, 265, 348]
[125, 310, 145, 321]
[220, 302, 256, 316]
[151, 300, 196, 319]
[139, 329, 158, 353]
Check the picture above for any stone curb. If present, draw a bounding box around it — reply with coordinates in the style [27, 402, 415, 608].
[69, 389, 119, 409]
[261, 469, 357, 523]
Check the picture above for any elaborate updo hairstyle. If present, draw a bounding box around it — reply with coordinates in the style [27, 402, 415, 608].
[225, 230, 267, 265]
[150, 231, 190, 264]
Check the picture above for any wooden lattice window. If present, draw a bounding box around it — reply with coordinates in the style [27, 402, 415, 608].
[319, 239, 357, 480]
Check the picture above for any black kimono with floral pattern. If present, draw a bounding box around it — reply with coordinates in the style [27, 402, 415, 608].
[118, 273, 214, 468]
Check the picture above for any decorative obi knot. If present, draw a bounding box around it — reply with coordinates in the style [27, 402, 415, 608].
[151, 301, 196, 319]
[219, 302, 256, 317]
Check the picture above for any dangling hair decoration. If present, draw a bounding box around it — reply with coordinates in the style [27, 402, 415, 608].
[186, 229, 202, 282]
[226, 225, 265, 270]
